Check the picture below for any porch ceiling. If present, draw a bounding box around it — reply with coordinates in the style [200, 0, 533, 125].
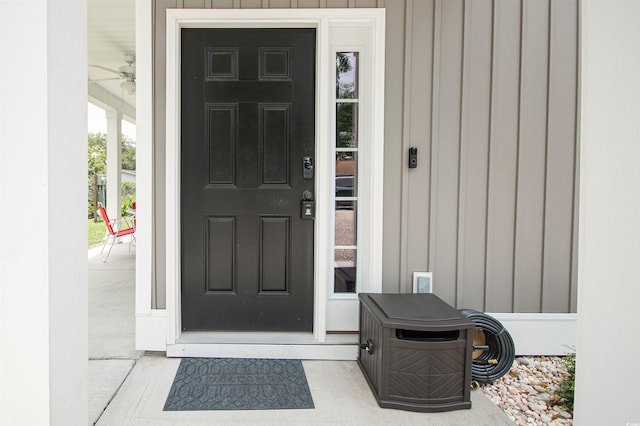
[88, 0, 136, 121]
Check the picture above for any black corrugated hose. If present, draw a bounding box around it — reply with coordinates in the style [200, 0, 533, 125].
[460, 309, 516, 383]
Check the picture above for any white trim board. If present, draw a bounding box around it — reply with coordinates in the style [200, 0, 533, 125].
[135, 309, 167, 352]
[135, 0, 156, 352]
[145, 307, 576, 356]
[490, 313, 577, 356]
[161, 8, 385, 355]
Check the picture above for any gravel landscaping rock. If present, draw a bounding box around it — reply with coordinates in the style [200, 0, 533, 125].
[480, 356, 573, 426]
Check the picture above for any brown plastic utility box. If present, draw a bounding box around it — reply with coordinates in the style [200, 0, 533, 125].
[358, 293, 474, 412]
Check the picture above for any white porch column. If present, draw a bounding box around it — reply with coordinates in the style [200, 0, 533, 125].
[106, 110, 123, 220]
[576, 1, 640, 424]
[0, 0, 88, 425]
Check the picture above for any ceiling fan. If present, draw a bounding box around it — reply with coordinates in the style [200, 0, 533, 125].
[89, 53, 136, 95]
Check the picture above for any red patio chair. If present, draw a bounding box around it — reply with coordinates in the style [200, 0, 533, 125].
[96, 202, 136, 262]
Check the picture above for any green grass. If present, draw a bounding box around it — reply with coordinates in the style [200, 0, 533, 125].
[88, 219, 106, 247]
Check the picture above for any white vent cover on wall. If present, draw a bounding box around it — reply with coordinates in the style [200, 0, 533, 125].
[412, 272, 433, 294]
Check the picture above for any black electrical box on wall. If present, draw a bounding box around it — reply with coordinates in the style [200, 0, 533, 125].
[408, 147, 418, 168]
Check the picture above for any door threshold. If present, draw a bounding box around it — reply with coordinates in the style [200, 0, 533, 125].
[169, 332, 359, 360]
[177, 331, 315, 345]
[176, 331, 358, 345]
[167, 342, 358, 360]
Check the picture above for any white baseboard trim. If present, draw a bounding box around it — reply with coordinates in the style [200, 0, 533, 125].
[167, 343, 359, 360]
[135, 309, 576, 357]
[135, 309, 167, 351]
[489, 313, 577, 356]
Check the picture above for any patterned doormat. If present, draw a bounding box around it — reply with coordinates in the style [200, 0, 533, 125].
[163, 358, 315, 411]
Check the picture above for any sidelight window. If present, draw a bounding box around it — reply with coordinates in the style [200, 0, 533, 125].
[334, 52, 359, 294]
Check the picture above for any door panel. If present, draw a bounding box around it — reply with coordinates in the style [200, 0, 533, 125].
[205, 105, 236, 185]
[259, 216, 290, 293]
[260, 105, 290, 185]
[181, 28, 316, 331]
[205, 216, 235, 293]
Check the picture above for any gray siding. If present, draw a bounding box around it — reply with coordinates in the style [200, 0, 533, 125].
[383, 0, 405, 299]
[151, 0, 578, 313]
[401, 0, 578, 312]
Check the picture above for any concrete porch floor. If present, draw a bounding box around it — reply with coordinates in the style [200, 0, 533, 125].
[88, 240, 513, 425]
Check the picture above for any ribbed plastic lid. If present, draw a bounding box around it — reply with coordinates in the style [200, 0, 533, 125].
[368, 293, 467, 323]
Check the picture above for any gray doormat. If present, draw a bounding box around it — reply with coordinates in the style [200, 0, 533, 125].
[163, 358, 315, 411]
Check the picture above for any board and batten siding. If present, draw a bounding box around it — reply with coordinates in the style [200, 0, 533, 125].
[401, 0, 578, 313]
[151, 0, 578, 314]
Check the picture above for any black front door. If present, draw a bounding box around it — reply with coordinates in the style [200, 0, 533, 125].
[181, 29, 316, 331]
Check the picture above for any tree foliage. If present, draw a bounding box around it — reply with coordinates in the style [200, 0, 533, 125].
[87, 132, 136, 175]
[121, 138, 136, 171]
[336, 53, 357, 150]
[336, 52, 356, 99]
[88, 133, 107, 178]
[87, 132, 136, 218]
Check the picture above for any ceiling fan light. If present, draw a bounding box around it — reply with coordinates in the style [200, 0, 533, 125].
[124, 53, 136, 65]
[120, 80, 136, 94]
[118, 64, 135, 75]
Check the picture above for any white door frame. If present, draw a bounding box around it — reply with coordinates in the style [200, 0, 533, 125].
[164, 8, 385, 358]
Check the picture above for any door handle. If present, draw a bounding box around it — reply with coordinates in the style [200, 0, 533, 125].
[301, 190, 315, 220]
